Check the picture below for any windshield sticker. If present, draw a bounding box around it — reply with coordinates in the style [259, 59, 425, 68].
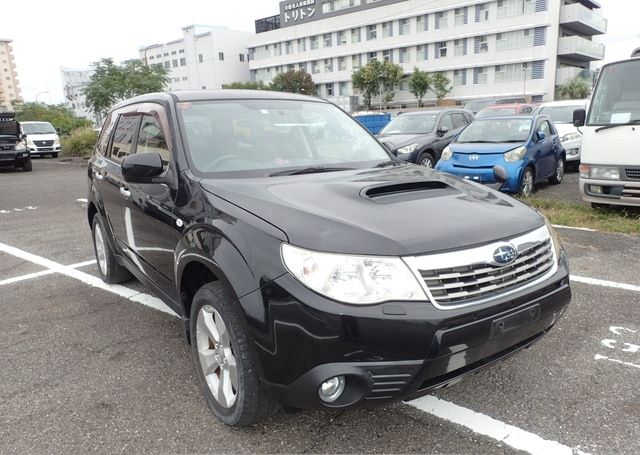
[261, 109, 269, 115]
[611, 113, 631, 123]
[177, 103, 192, 110]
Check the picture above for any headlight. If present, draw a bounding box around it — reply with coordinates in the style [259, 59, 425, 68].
[561, 132, 581, 143]
[580, 165, 620, 180]
[440, 145, 453, 161]
[15, 142, 26, 152]
[504, 146, 526, 162]
[281, 244, 427, 305]
[397, 143, 419, 154]
[543, 216, 562, 261]
[27, 138, 35, 146]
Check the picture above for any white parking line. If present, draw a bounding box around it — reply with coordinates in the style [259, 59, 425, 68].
[571, 275, 640, 293]
[407, 396, 590, 455]
[594, 354, 640, 370]
[0, 242, 177, 317]
[552, 224, 597, 232]
[0, 259, 97, 286]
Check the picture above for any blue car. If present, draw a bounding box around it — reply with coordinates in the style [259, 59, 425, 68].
[435, 115, 565, 196]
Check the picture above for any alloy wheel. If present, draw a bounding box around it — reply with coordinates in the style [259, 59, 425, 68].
[556, 159, 564, 182]
[94, 224, 108, 276]
[420, 155, 434, 168]
[521, 170, 534, 197]
[196, 305, 239, 408]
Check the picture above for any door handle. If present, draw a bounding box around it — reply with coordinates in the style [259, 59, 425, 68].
[120, 187, 131, 198]
[93, 169, 105, 181]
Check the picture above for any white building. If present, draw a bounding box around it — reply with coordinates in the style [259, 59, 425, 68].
[249, 0, 607, 110]
[0, 39, 22, 112]
[61, 67, 99, 124]
[139, 25, 251, 91]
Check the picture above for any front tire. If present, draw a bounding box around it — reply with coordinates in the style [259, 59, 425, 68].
[22, 159, 32, 172]
[91, 215, 132, 284]
[52, 152, 59, 158]
[549, 158, 564, 185]
[519, 167, 534, 197]
[190, 282, 278, 426]
[418, 152, 435, 168]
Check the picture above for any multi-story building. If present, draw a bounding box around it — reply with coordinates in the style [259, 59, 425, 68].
[0, 39, 22, 112]
[139, 25, 251, 91]
[61, 67, 99, 125]
[249, 0, 607, 110]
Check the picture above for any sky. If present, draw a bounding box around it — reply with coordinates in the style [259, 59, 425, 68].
[2, 0, 639, 105]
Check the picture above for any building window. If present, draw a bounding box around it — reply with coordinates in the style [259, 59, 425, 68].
[310, 35, 319, 50]
[367, 51, 377, 62]
[435, 11, 447, 29]
[454, 8, 466, 26]
[367, 24, 377, 41]
[288, 64, 296, 71]
[179, 49, 185, 54]
[339, 81, 348, 96]
[438, 42, 447, 58]
[149, 56, 154, 60]
[298, 38, 307, 52]
[475, 67, 488, 84]
[383, 49, 392, 62]
[382, 21, 393, 38]
[274, 43, 282, 56]
[352, 54, 362, 69]
[171, 51, 177, 55]
[198, 54, 203, 63]
[495, 62, 530, 82]
[324, 58, 333, 72]
[312, 61, 320, 74]
[163, 52, 169, 57]
[325, 83, 334, 97]
[476, 4, 489, 22]
[416, 44, 428, 61]
[337, 30, 347, 46]
[416, 14, 428, 32]
[165, 61, 170, 69]
[338, 56, 347, 71]
[399, 18, 410, 35]
[180, 57, 186, 66]
[285, 41, 293, 54]
[172, 59, 178, 67]
[156, 54, 161, 58]
[454, 69, 466, 86]
[498, 0, 536, 18]
[476, 36, 488, 53]
[218, 52, 224, 61]
[496, 29, 534, 51]
[324, 33, 333, 48]
[239, 54, 245, 62]
[351, 28, 361, 43]
[399, 47, 409, 63]
[182, 76, 188, 81]
[454, 39, 465, 57]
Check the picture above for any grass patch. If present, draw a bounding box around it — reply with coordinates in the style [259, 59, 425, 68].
[61, 127, 98, 157]
[523, 197, 640, 235]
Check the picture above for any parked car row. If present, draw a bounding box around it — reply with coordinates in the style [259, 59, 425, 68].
[0, 115, 61, 172]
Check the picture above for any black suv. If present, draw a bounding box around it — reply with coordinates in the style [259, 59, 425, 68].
[88, 91, 571, 426]
[377, 109, 473, 168]
[0, 112, 31, 172]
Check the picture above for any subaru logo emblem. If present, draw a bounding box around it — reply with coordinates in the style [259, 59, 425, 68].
[493, 245, 517, 265]
[469, 154, 479, 161]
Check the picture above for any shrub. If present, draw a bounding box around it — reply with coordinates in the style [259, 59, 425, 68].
[62, 127, 99, 157]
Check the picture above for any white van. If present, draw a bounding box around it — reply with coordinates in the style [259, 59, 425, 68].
[21, 121, 61, 158]
[574, 56, 640, 207]
[533, 99, 588, 167]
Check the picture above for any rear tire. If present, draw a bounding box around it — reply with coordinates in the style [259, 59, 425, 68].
[518, 167, 535, 197]
[91, 215, 132, 284]
[22, 159, 32, 172]
[549, 158, 564, 185]
[190, 282, 279, 426]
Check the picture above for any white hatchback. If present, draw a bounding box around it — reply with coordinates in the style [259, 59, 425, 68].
[21, 121, 62, 158]
[533, 99, 589, 165]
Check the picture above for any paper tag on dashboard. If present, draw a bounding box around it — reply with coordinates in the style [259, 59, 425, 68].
[611, 113, 631, 123]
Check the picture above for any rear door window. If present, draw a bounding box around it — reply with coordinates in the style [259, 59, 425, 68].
[95, 113, 116, 156]
[439, 114, 454, 131]
[110, 114, 140, 163]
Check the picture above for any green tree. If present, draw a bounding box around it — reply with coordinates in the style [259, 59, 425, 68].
[352, 60, 383, 110]
[269, 70, 317, 95]
[16, 103, 91, 136]
[558, 77, 591, 100]
[408, 68, 431, 107]
[84, 58, 169, 118]
[431, 72, 452, 104]
[380, 61, 404, 108]
[222, 81, 268, 90]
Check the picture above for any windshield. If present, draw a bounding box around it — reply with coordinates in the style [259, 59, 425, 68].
[536, 105, 584, 123]
[588, 60, 640, 125]
[476, 107, 517, 119]
[22, 122, 56, 134]
[380, 113, 438, 135]
[457, 118, 532, 143]
[0, 120, 20, 137]
[178, 99, 390, 175]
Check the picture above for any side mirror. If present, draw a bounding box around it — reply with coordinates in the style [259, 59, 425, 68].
[536, 130, 547, 142]
[492, 165, 508, 184]
[21, 133, 27, 140]
[437, 126, 450, 137]
[122, 152, 164, 183]
[573, 108, 586, 127]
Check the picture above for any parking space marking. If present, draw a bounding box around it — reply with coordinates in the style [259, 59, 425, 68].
[0, 242, 178, 317]
[595, 326, 640, 371]
[406, 395, 589, 455]
[594, 354, 640, 370]
[552, 224, 597, 232]
[0, 259, 97, 287]
[571, 275, 640, 293]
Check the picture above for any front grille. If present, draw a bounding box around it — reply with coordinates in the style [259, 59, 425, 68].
[0, 145, 13, 151]
[625, 168, 640, 181]
[622, 186, 640, 198]
[404, 226, 556, 308]
[34, 140, 54, 147]
[35, 147, 53, 151]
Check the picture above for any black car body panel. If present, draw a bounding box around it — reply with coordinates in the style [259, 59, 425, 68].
[87, 90, 571, 413]
[0, 113, 30, 169]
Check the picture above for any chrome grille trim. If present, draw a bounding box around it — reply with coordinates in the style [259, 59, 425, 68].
[403, 226, 558, 310]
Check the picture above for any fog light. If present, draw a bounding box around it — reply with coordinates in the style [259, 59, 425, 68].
[318, 376, 346, 403]
[568, 149, 579, 156]
[589, 185, 603, 194]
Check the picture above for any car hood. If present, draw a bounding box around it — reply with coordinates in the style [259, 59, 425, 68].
[200, 165, 544, 256]
[377, 133, 435, 150]
[553, 123, 578, 137]
[26, 133, 59, 141]
[451, 142, 525, 155]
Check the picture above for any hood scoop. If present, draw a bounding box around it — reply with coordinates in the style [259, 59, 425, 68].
[363, 180, 453, 202]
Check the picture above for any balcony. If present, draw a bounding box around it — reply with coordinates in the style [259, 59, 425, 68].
[560, 3, 607, 36]
[557, 35, 605, 61]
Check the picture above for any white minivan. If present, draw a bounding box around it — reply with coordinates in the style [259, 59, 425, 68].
[21, 121, 61, 158]
[533, 99, 588, 167]
[573, 56, 640, 208]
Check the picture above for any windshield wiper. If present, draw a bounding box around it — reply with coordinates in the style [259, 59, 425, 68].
[269, 166, 355, 177]
[595, 120, 640, 133]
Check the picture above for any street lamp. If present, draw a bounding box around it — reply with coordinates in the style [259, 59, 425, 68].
[35, 91, 49, 104]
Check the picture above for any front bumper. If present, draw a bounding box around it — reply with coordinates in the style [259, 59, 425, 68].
[28, 145, 60, 156]
[561, 138, 581, 162]
[580, 177, 640, 206]
[0, 151, 30, 167]
[436, 159, 524, 193]
[247, 252, 571, 410]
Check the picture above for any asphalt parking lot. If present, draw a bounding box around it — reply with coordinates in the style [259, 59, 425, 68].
[1, 159, 638, 454]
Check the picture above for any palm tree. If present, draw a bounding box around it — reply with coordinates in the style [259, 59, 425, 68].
[558, 78, 591, 100]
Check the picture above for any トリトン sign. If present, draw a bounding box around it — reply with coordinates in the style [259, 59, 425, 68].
[281, 0, 316, 25]
[278, 0, 408, 28]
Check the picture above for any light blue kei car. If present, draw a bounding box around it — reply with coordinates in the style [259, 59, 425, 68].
[435, 115, 566, 197]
